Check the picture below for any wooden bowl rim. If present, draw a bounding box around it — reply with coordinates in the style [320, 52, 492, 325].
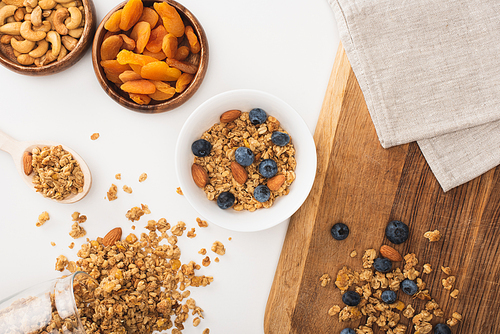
[0, 0, 96, 76]
[91, 0, 209, 114]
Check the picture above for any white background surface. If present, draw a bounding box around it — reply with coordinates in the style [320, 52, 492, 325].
[0, 1, 339, 333]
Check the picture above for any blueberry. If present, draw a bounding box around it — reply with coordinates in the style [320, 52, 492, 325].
[385, 220, 409, 244]
[217, 192, 235, 210]
[330, 223, 349, 240]
[271, 131, 290, 146]
[259, 159, 278, 178]
[381, 290, 397, 304]
[434, 323, 452, 334]
[254, 185, 271, 202]
[401, 279, 418, 296]
[235, 147, 254, 166]
[249, 108, 267, 125]
[191, 139, 212, 157]
[340, 329, 356, 334]
[373, 257, 392, 273]
[342, 291, 361, 306]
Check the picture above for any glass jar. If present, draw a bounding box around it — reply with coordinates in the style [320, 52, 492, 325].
[0, 271, 95, 334]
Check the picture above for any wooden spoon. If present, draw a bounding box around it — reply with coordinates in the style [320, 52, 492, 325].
[0, 130, 92, 204]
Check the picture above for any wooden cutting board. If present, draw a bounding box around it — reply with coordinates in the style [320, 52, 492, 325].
[264, 43, 500, 333]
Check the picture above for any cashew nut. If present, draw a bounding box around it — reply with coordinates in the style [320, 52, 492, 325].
[56, 43, 66, 61]
[3, 0, 24, 7]
[45, 29, 59, 55]
[23, 0, 37, 9]
[16, 53, 34, 65]
[67, 26, 81, 38]
[53, 7, 68, 35]
[53, 0, 74, 4]
[31, 5, 41, 26]
[0, 4, 17, 25]
[39, 48, 56, 65]
[61, 1, 76, 8]
[60, 33, 75, 50]
[23, 13, 30, 21]
[0, 21, 22, 35]
[38, 0, 55, 10]
[20, 20, 46, 40]
[63, 6, 79, 29]
[28, 38, 47, 57]
[32, 20, 50, 32]
[14, 7, 26, 22]
[42, 9, 50, 17]
[0, 34, 13, 44]
[0, 2, 6, 10]
[11, 36, 35, 53]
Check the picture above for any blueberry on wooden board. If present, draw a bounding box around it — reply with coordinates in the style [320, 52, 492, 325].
[385, 220, 409, 244]
[401, 279, 418, 296]
[340, 329, 356, 334]
[331, 223, 349, 240]
[373, 257, 392, 273]
[381, 290, 397, 304]
[342, 291, 361, 306]
[434, 323, 452, 334]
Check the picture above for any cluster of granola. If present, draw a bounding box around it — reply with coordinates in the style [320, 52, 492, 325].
[328, 247, 462, 334]
[194, 111, 296, 211]
[31, 145, 84, 200]
[69, 211, 87, 239]
[67, 218, 213, 334]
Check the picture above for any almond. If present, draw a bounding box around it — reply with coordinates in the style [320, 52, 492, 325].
[267, 174, 285, 191]
[23, 151, 33, 176]
[103, 227, 122, 247]
[230, 161, 247, 184]
[191, 163, 208, 188]
[380, 245, 403, 262]
[220, 109, 242, 123]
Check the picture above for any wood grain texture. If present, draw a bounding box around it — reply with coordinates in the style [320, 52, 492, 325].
[264, 43, 500, 333]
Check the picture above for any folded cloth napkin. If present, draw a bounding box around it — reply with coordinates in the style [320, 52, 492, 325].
[328, 0, 500, 191]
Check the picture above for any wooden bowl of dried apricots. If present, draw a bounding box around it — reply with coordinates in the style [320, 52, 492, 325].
[91, 0, 208, 113]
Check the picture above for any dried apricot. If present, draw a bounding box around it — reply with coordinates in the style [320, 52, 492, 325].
[105, 72, 123, 85]
[129, 63, 143, 75]
[119, 0, 144, 31]
[161, 33, 177, 59]
[116, 49, 158, 66]
[185, 26, 200, 53]
[130, 21, 151, 53]
[119, 34, 136, 51]
[104, 9, 122, 32]
[100, 35, 123, 61]
[149, 87, 175, 101]
[100, 59, 131, 75]
[139, 7, 158, 28]
[166, 58, 197, 74]
[143, 49, 166, 60]
[175, 73, 194, 93]
[140, 61, 181, 81]
[174, 45, 189, 61]
[153, 2, 184, 37]
[120, 79, 156, 94]
[119, 70, 142, 82]
[151, 80, 174, 93]
[146, 24, 167, 53]
[129, 93, 151, 105]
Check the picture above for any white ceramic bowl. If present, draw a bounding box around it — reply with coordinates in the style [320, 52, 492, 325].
[175, 89, 317, 232]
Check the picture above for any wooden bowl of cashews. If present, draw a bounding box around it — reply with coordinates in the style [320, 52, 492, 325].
[0, 0, 95, 75]
[92, 0, 208, 113]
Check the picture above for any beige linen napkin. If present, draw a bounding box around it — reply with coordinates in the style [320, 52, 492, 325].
[328, 0, 500, 191]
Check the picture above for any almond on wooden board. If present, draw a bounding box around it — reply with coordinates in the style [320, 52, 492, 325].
[230, 161, 247, 184]
[23, 151, 33, 176]
[267, 174, 286, 191]
[103, 227, 122, 246]
[220, 109, 241, 123]
[380, 245, 403, 262]
[192, 163, 208, 188]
